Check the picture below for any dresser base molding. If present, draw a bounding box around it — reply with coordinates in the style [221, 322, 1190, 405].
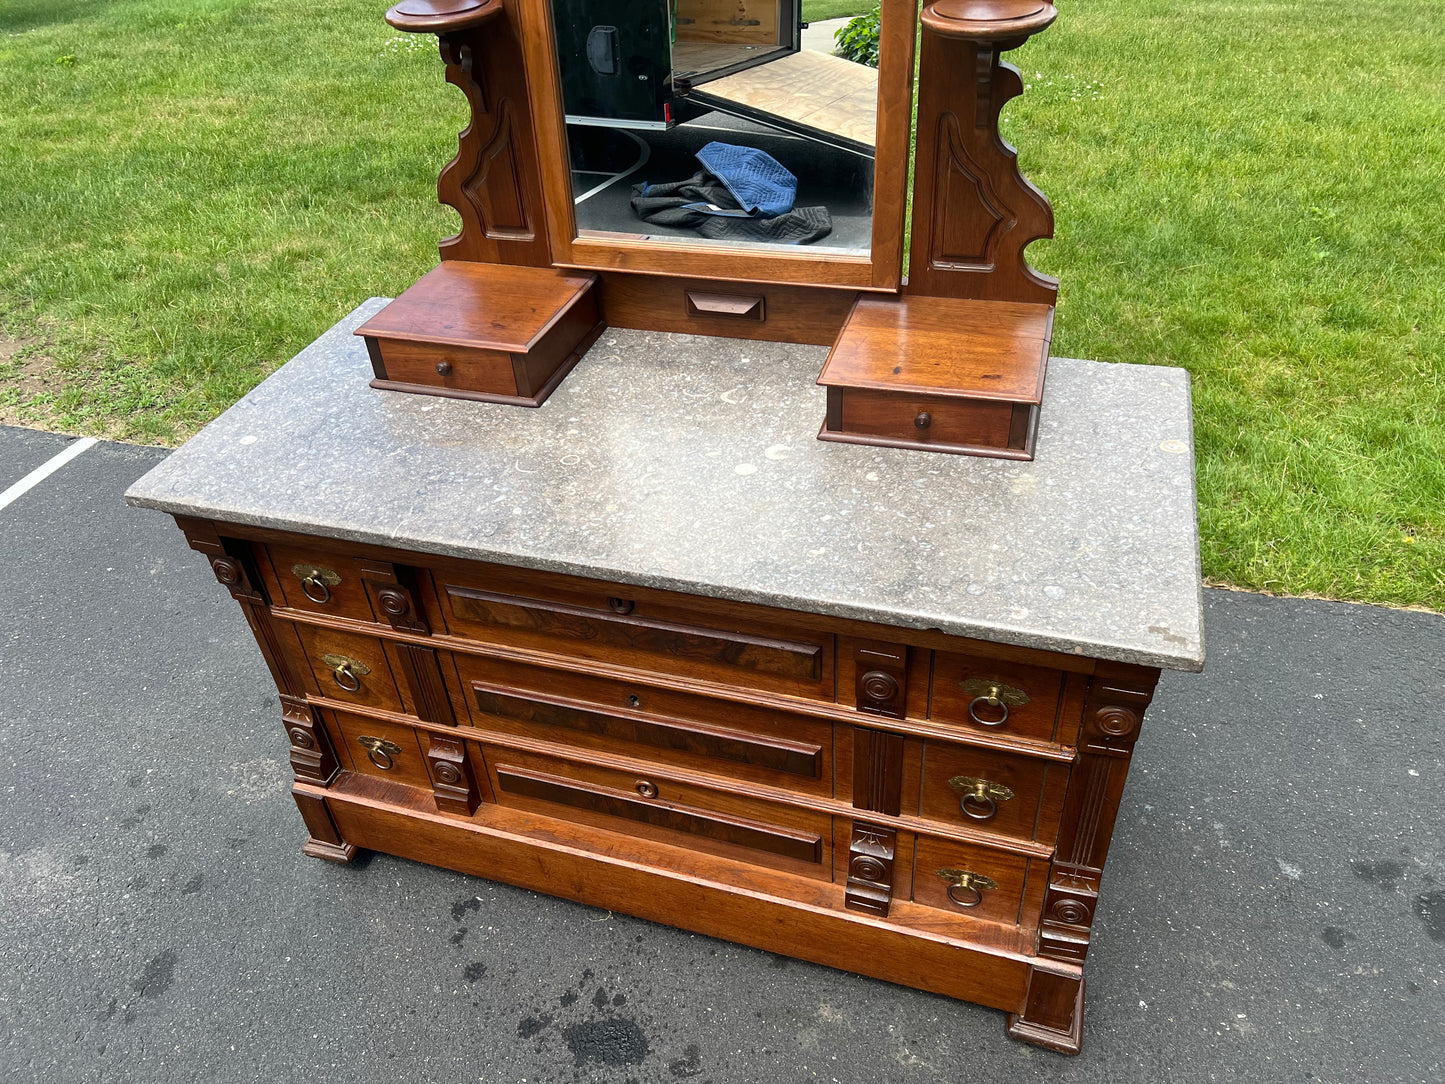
[295, 780, 1057, 1020]
[1006, 969, 1086, 1055]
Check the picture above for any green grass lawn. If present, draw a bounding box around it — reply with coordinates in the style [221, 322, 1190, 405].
[2, 0, 1442, 610]
[801, 0, 873, 22]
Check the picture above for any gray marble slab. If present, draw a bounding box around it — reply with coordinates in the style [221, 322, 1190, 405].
[126, 298, 1204, 670]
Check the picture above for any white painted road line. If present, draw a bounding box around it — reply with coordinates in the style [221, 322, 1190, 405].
[0, 436, 98, 512]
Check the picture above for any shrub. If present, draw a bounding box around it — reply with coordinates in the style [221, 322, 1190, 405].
[834, 6, 881, 67]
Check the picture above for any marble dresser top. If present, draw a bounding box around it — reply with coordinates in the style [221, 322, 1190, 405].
[126, 298, 1205, 671]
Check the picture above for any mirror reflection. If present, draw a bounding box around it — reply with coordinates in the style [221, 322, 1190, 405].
[551, 0, 878, 254]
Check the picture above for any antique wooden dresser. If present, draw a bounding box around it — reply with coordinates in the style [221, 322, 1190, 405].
[125, 307, 1204, 1054]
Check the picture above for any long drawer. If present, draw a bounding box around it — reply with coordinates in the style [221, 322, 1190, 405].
[433, 562, 836, 701]
[453, 653, 834, 796]
[476, 743, 835, 880]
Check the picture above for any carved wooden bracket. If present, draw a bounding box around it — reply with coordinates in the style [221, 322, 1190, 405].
[846, 821, 898, 916]
[426, 733, 481, 815]
[908, 0, 1059, 304]
[280, 693, 340, 785]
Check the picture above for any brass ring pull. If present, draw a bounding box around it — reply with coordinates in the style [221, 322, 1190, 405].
[967, 693, 1009, 727]
[936, 868, 998, 909]
[635, 779, 659, 799]
[291, 564, 341, 605]
[321, 653, 370, 693]
[357, 735, 401, 771]
[961, 791, 998, 820]
[301, 576, 331, 604]
[947, 776, 1015, 822]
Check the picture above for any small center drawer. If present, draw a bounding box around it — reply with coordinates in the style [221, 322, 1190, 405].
[435, 565, 835, 700]
[928, 652, 1066, 744]
[454, 654, 833, 796]
[478, 744, 833, 879]
[915, 741, 1065, 845]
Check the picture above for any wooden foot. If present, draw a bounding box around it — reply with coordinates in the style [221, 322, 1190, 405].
[293, 789, 357, 865]
[302, 837, 359, 864]
[1005, 965, 1085, 1055]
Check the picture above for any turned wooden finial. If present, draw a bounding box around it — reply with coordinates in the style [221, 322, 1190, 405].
[385, 0, 503, 33]
[920, 0, 1057, 44]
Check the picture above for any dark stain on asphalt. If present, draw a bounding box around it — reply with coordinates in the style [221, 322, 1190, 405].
[463, 961, 487, 983]
[134, 950, 177, 999]
[592, 986, 610, 1009]
[452, 897, 481, 921]
[1350, 860, 1405, 891]
[1321, 927, 1355, 949]
[181, 874, 203, 895]
[669, 1043, 704, 1077]
[146, 844, 167, 860]
[450, 927, 468, 946]
[564, 1017, 650, 1066]
[560, 989, 579, 1007]
[1413, 891, 1445, 942]
[518, 1012, 553, 1038]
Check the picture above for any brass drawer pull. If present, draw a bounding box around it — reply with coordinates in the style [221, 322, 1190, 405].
[936, 868, 998, 909]
[960, 679, 1030, 728]
[357, 735, 402, 770]
[321, 653, 371, 692]
[291, 564, 341, 604]
[634, 779, 659, 799]
[947, 776, 1015, 821]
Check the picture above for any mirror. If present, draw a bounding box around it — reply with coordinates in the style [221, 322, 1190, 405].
[549, 0, 880, 257]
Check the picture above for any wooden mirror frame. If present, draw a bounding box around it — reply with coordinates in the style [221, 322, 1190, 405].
[516, 0, 920, 292]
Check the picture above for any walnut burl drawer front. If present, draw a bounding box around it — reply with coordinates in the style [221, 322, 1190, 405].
[929, 653, 1066, 744]
[324, 710, 432, 791]
[437, 569, 832, 699]
[265, 543, 376, 621]
[292, 626, 405, 713]
[916, 741, 1063, 844]
[484, 745, 831, 877]
[910, 835, 1031, 928]
[455, 654, 831, 794]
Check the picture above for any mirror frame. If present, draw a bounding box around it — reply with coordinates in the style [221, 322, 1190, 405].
[516, 0, 919, 291]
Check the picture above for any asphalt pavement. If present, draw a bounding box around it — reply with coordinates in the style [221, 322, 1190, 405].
[1, 424, 1441, 1083]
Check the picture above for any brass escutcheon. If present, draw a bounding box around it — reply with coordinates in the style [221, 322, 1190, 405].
[291, 564, 342, 604]
[935, 868, 998, 909]
[960, 678, 1030, 727]
[357, 735, 402, 770]
[321, 653, 371, 692]
[946, 775, 1015, 821]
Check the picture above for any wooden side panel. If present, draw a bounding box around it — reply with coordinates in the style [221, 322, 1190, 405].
[1039, 662, 1159, 963]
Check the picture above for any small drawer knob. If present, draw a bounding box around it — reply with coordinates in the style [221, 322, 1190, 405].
[435, 361, 452, 376]
[914, 411, 932, 430]
[635, 779, 659, 799]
